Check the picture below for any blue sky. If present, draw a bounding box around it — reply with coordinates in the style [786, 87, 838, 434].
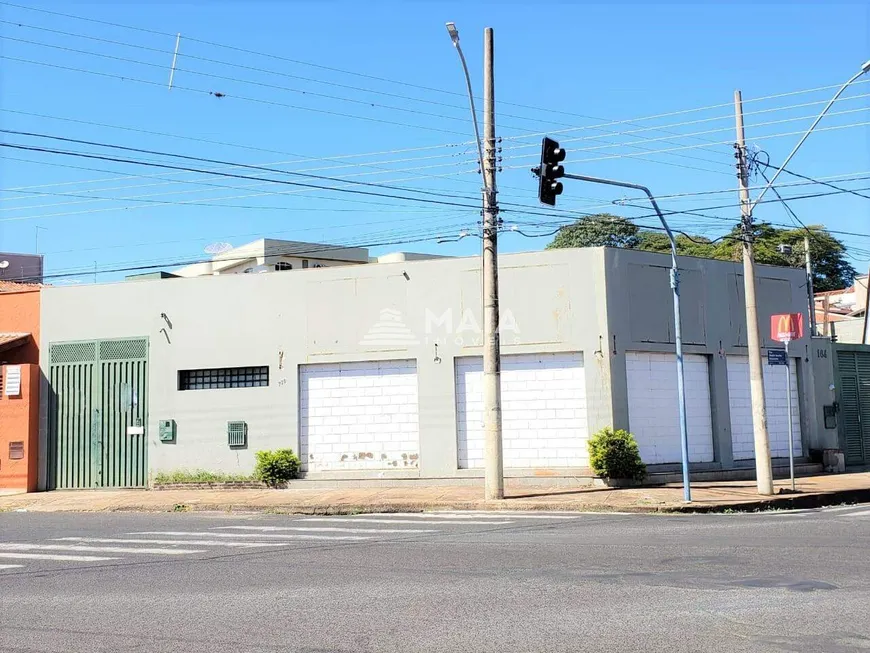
[0, 1, 868, 283]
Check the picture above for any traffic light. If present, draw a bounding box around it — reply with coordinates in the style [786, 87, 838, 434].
[538, 137, 566, 206]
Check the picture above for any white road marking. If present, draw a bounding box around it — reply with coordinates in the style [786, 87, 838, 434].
[212, 526, 438, 534]
[0, 552, 118, 562]
[379, 512, 584, 520]
[0, 564, 24, 569]
[131, 531, 372, 541]
[842, 509, 870, 517]
[53, 537, 291, 548]
[0, 543, 202, 556]
[298, 517, 514, 525]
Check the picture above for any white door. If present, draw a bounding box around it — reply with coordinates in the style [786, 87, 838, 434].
[299, 360, 419, 472]
[455, 352, 588, 469]
[625, 351, 714, 464]
[727, 355, 801, 459]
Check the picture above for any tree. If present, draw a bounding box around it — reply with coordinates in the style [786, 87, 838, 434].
[547, 217, 855, 291]
[636, 231, 716, 258]
[546, 213, 640, 250]
[710, 223, 855, 292]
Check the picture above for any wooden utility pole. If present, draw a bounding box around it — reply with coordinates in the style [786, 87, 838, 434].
[482, 27, 503, 500]
[734, 90, 774, 496]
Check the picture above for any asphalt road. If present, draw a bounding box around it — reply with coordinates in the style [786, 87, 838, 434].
[2, 505, 870, 652]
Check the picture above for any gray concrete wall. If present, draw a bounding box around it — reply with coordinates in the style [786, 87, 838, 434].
[38, 248, 611, 486]
[603, 248, 813, 467]
[38, 246, 821, 485]
[808, 337, 839, 452]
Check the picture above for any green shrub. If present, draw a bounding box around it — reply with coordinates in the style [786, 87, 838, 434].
[153, 469, 255, 484]
[587, 427, 646, 481]
[254, 449, 301, 487]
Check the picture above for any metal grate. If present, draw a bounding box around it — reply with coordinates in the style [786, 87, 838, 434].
[8, 441, 24, 460]
[99, 339, 147, 361]
[227, 421, 247, 448]
[179, 366, 269, 391]
[50, 341, 97, 364]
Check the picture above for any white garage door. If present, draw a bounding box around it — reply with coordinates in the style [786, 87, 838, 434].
[727, 355, 801, 460]
[456, 352, 588, 469]
[626, 352, 714, 464]
[299, 360, 419, 472]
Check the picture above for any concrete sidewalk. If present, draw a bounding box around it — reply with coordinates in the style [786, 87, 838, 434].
[2, 472, 870, 514]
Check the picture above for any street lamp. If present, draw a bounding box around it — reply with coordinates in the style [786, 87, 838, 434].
[750, 59, 870, 211]
[445, 23, 485, 177]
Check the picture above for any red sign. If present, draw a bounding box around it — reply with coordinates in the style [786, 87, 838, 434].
[770, 313, 804, 342]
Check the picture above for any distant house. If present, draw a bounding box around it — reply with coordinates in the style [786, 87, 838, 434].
[814, 274, 867, 342]
[0, 252, 43, 284]
[169, 238, 449, 278]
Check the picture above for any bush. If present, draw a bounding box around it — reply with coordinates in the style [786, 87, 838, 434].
[587, 427, 646, 481]
[254, 449, 301, 487]
[153, 469, 255, 484]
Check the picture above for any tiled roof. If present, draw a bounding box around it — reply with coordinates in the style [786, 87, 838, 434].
[0, 332, 30, 353]
[0, 280, 41, 293]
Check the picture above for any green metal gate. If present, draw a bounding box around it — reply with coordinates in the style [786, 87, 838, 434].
[48, 338, 148, 489]
[835, 345, 870, 465]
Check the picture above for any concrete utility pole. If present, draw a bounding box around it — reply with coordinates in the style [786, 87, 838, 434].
[804, 236, 816, 336]
[734, 90, 774, 496]
[481, 27, 504, 500]
[446, 23, 503, 500]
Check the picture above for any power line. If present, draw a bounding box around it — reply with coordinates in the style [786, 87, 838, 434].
[0, 54, 471, 137]
[502, 120, 870, 168]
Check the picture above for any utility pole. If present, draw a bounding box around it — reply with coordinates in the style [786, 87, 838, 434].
[804, 236, 816, 336]
[734, 90, 774, 496]
[481, 27, 503, 500]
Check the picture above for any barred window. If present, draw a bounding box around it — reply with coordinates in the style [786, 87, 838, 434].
[179, 366, 269, 391]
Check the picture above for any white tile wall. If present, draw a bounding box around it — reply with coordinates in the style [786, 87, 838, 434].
[299, 360, 419, 472]
[456, 352, 588, 469]
[727, 355, 801, 460]
[625, 352, 715, 464]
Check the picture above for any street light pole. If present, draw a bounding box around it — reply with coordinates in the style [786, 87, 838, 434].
[446, 22, 504, 500]
[561, 172, 692, 503]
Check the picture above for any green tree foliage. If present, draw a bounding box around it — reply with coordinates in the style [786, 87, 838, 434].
[546, 213, 640, 249]
[547, 216, 855, 292]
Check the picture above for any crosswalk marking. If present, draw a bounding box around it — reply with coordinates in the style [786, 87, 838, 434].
[0, 552, 119, 562]
[0, 564, 24, 569]
[131, 531, 372, 541]
[212, 526, 438, 534]
[0, 543, 203, 556]
[53, 537, 292, 548]
[298, 517, 513, 525]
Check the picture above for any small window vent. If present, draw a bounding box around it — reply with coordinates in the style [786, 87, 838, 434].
[227, 421, 247, 448]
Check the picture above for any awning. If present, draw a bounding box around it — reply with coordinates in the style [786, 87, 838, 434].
[0, 333, 30, 354]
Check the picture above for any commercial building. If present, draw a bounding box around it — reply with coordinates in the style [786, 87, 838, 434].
[36, 245, 839, 489]
[0, 281, 41, 491]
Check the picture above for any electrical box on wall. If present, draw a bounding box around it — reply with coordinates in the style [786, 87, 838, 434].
[158, 419, 176, 442]
[227, 421, 247, 448]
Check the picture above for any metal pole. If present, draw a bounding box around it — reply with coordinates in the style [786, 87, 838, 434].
[168, 33, 181, 90]
[561, 172, 691, 502]
[481, 27, 503, 500]
[863, 265, 870, 345]
[750, 61, 870, 213]
[785, 340, 795, 492]
[804, 236, 816, 336]
[735, 90, 774, 496]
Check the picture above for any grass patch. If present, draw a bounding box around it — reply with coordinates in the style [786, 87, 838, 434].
[154, 469, 256, 484]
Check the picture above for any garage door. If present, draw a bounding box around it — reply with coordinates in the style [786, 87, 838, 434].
[727, 355, 801, 460]
[626, 351, 714, 464]
[456, 352, 587, 469]
[299, 360, 419, 472]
